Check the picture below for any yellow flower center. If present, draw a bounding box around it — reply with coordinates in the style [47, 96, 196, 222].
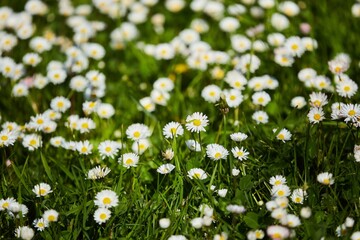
[125, 159, 133, 165]
[258, 97, 264, 103]
[38, 222, 44, 227]
[39, 188, 46, 195]
[314, 113, 321, 120]
[81, 147, 87, 153]
[234, 81, 241, 88]
[295, 197, 302, 203]
[100, 213, 107, 220]
[103, 197, 111, 205]
[133, 131, 140, 138]
[344, 86, 350, 92]
[274, 180, 282, 185]
[214, 152, 222, 159]
[277, 190, 285, 196]
[29, 139, 37, 146]
[48, 215, 56, 222]
[81, 123, 89, 129]
[230, 95, 236, 101]
[57, 102, 64, 108]
[37, 119, 44, 124]
[2, 202, 9, 208]
[1, 135, 8, 141]
[313, 100, 321, 107]
[237, 151, 244, 156]
[348, 110, 356, 116]
[323, 178, 330, 184]
[170, 128, 177, 134]
[105, 147, 111, 152]
[277, 134, 285, 140]
[193, 119, 201, 126]
[209, 91, 215, 97]
[273, 233, 282, 238]
[194, 173, 201, 179]
[335, 66, 341, 73]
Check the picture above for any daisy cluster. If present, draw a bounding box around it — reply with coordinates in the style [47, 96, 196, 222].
[0, 0, 359, 239]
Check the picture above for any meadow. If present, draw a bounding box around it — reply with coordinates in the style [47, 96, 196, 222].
[0, 0, 360, 239]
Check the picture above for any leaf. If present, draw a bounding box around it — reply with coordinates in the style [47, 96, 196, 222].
[239, 175, 253, 190]
[244, 212, 259, 229]
[40, 153, 54, 182]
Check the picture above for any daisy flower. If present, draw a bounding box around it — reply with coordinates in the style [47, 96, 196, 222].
[317, 172, 334, 185]
[252, 91, 271, 106]
[96, 103, 115, 119]
[32, 183, 52, 197]
[94, 190, 119, 208]
[291, 96, 306, 109]
[0, 197, 16, 211]
[139, 97, 155, 112]
[230, 132, 248, 142]
[14, 226, 34, 240]
[76, 140, 93, 155]
[267, 225, 290, 240]
[98, 140, 121, 159]
[50, 96, 71, 113]
[226, 204, 246, 214]
[157, 164, 175, 174]
[231, 146, 249, 161]
[336, 78, 358, 98]
[77, 118, 96, 133]
[185, 112, 209, 133]
[201, 84, 222, 103]
[340, 103, 360, 123]
[206, 143, 229, 160]
[224, 89, 243, 108]
[126, 123, 151, 141]
[162, 148, 174, 160]
[131, 138, 150, 155]
[291, 189, 307, 204]
[271, 185, 291, 197]
[163, 121, 184, 139]
[22, 134, 42, 151]
[33, 218, 48, 231]
[187, 168, 207, 180]
[309, 92, 328, 108]
[0, 129, 17, 147]
[87, 166, 111, 180]
[282, 214, 301, 228]
[275, 128, 292, 142]
[153, 77, 174, 92]
[269, 175, 287, 186]
[94, 207, 111, 224]
[252, 111, 269, 124]
[307, 107, 325, 124]
[119, 152, 139, 168]
[328, 58, 349, 75]
[159, 218, 171, 229]
[224, 70, 247, 90]
[43, 209, 59, 223]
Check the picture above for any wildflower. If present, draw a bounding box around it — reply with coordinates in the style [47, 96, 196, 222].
[252, 111, 269, 124]
[336, 224, 348, 237]
[163, 121, 184, 139]
[232, 168, 240, 176]
[266, 200, 278, 211]
[0, 129, 17, 147]
[162, 148, 174, 160]
[23, 53, 42, 66]
[307, 107, 325, 124]
[224, 89, 243, 108]
[94, 190, 119, 209]
[214, 232, 228, 240]
[12, 83, 29, 97]
[33, 218, 48, 231]
[131, 138, 150, 155]
[271, 185, 291, 197]
[328, 58, 349, 75]
[98, 140, 121, 159]
[300, 207, 312, 219]
[0, 197, 16, 211]
[282, 214, 301, 228]
[43, 209, 59, 223]
[185, 139, 201, 152]
[236, 54, 261, 74]
[185, 112, 209, 133]
[309, 92, 328, 108]
[291, 189, 307, 204]
[76, 140, 93, 155]
[187, 168, 207, 180]
[14, 226, 34, 240]
[224, 70, 247, 90]
[153, 77, 174, 92]
[47, 69, 67, 85]
[168, 235, 187, 240]
[139, 97, 156, 112]
[159, 218, 171, 229]
[50, 96, 71, 113]
[271, 13, 289, 31]
[284, 36, 305, 57]
[231, 146, 249, 161]
[275, 197, 289, 208]
[269, 175, 287, 186]
[82, 101, 98, 115]
[32, 183, 52, 197]
[157, 164, 175, 174]
[126, 123, 151, 141]
[267, 225, 290, 239]
[120, 152, 139, 168]
[275, 128, 292, 142]
[77, 118, 96, 133]
[340, 103, 360, 123]
[230, 132, 248, 142]
[94, 207, 111, 224]
[87, 166, 111, 180]
[206, 143, 229, 161]
[217, 189, 228, 197]
[219, 17, 240, 32]
[336, 78, 358, 98]
[70, 76, 88, 92]
[97, 103, 115, 119]
[154, 43, 175, 60]
[22, 134, 42, 151]
[226, 204, 246, 214]
[291, 96, 306, 109]
[190, 217, 203, 229]
[345, 217, 355, 228]
[317, 172, 334, 185]
[201, 85, 222, 103]
[231, 35, 251, 53]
